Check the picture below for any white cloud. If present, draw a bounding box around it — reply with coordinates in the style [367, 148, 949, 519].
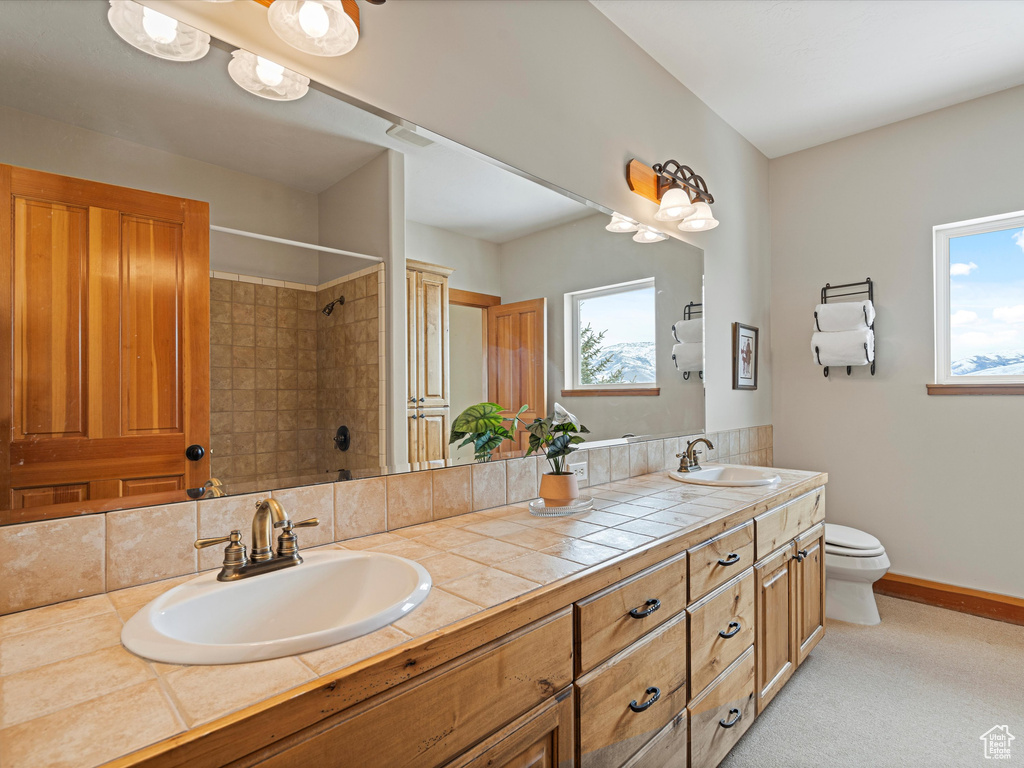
[1014, 229, 1024, 254]
[950, 262, 978, 276]
[950, 310, 977, 327]
[993, 305, 1024, 324]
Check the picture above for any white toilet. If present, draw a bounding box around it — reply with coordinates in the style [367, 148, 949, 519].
[824, 523, 889, 625]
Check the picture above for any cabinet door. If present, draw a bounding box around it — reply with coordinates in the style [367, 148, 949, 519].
[408, 408, 422, 464]
[754, 543, 797, 714]
[443, 688, 574, 768]
[794, 523, 825, 663]
[419, 407, 450, 466]
[3, 165, 209, 520]
[407, 269, 419, 406]
[417, 270, 449, 409]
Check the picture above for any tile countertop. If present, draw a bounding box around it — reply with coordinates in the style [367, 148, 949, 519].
[0, 465, 825, 768]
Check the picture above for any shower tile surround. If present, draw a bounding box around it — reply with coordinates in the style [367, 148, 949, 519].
[0, 426, 771, 616]
[209, 266, 386, 485]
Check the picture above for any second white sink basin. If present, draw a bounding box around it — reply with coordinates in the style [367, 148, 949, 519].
[670, 465, 780, 487]
[122, 550, 431, 665]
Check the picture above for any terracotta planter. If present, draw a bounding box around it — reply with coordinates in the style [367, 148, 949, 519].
[538, 472, 580, 507]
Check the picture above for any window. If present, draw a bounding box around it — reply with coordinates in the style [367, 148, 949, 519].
[934, 210, 1024, 386]
[564, 278, 656, 391]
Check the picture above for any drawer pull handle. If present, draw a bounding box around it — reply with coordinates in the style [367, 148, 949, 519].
[793, 549, 808, 562]
[629, 686, 661, 713]
[719, 621, 741, 638]
[718, 552, 741, 566]
[629, 598, 661, 619]
[719, 708, 742, 728]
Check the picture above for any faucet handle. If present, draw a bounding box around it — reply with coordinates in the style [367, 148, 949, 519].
[194, 530, 248, 568]
[194, 529, 243, 549]
[273, 517, 319, 532]
[275, 518, 319, 559]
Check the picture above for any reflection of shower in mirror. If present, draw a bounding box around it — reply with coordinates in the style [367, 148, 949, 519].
[321, 296, 345, 316]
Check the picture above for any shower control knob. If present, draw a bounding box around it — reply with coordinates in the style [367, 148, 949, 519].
[185, 444, 205, 462]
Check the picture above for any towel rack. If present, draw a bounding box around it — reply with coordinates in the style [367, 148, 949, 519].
[814, 278, 876, 378]
[676, 302, 703, 381]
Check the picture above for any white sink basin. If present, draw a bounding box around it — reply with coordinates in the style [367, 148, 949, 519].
[670, 465, 780, 487]
[122, 550, 431, 665]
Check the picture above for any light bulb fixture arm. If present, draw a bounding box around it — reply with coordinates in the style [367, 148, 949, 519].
[650, 159, 714, 205]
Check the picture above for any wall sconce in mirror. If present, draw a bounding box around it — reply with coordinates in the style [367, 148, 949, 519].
[108, 0, 211, 61]
[228, 49, 310, 100]
[633, 224, 667, 243]
[605, 213, 639, 233]
[627, 158, 720, 232]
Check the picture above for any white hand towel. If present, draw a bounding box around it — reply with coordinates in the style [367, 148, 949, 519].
[672, 318, 703, 344]
[812, 329, 874, 367]
[813, 300, 875, 332]
[672, 342, 703, 372]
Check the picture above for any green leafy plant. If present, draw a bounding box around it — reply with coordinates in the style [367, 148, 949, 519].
[525, 403, 590, 474]
[449, 402, 528, 462]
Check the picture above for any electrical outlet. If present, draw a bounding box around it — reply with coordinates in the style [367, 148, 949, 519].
[568, 462, 588, 481]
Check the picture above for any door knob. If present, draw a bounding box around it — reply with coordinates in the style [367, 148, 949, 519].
[185, 444, 205, 461]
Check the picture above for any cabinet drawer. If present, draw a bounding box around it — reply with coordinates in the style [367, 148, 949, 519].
[688, 521, 754, 602]
[577, 611, 688, 768]
[621, 710, 688, 768]
[688, 647, 755, 768]
[243, 610, 573, 768]
[687, 569, 755, 696]
[576, 552, 687, 674]
[754, 487, 825, 560]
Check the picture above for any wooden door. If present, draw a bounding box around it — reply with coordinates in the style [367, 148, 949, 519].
[443, 689, 574, 768]
[487, 298, 546, 453]
[418, 407, 450, 467]
[794, 523, 826, 663]
[754, 542, 797, 714]
[2, 165, 209, 522]
[406, 269, 419, 406]
[417, 270, 449, 409]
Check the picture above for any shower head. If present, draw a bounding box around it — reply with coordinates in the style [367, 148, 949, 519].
[321, 296, 345, 316]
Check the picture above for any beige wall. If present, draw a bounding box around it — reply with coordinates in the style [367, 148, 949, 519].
[769, 85, 1024, 598]
[449, 305, 487, 464]
[150, 0, 774, 435]
[406, 222, 501, 295]
[0, 105, 321, 284]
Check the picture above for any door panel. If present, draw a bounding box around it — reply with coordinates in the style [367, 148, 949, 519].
[419, 407, 450, 467]
[487, 298, 546, 454]
[418, 271, 449, 409]
[795, 524, 825, 662]
[755, 543, 797, 714]
[3, 165, 209, 520]
[406, 269, 419, 405]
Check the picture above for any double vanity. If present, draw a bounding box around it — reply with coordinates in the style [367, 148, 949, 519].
[8, 463, 827, 768]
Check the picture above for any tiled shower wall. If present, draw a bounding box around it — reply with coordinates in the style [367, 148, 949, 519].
[316, 265, 387, 475]
[209, 279, 319, 483]
[0, 425, 772, 615]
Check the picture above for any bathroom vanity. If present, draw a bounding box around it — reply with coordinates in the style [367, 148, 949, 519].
[82, 470, 826, 768]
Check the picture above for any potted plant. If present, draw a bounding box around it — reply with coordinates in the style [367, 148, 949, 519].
[449, 402, 529, 462]
[526, 404, 590, 506]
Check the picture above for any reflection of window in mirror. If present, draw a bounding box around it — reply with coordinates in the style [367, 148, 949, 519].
[565, 278, 656, 390]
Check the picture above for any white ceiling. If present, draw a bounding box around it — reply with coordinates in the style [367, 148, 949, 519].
[0, 0, 590, 243]
[592, 0, 1024, 158]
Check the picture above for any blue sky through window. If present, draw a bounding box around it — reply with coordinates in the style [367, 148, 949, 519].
[579, 285, 655, 347]
[949, 225, 1024, 372]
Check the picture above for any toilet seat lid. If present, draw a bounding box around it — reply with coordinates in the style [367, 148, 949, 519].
[825, 543, 886, 558]
[825, 523, 881, 551]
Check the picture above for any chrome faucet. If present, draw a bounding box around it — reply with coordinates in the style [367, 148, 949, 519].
[677, 437, 714, 473]
[194, 498, 319, 581]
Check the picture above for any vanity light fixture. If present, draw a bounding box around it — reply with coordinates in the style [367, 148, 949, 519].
[268, 0, 361, 57]
[633, 224, 668, 243]
[627, 158, 720, 232]
[107, 0, 211, 61]
[678, 201, 720, 232]
[228, 50, 310, 100]
[606, 213, 639, 233]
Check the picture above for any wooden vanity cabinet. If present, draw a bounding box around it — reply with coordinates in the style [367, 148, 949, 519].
[794, 523, 825, 663]
[754, 542, 797, 714]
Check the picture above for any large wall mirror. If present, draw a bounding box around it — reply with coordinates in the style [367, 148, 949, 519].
[0, 1, 704, 525]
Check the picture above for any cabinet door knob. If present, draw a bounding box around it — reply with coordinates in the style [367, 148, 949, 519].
[719, 708, 742, 728]
[628, 598, 661, 619]
[719, 621, 741, 639]
[629, 686, 661, 713]
[717, 552, 741, 567]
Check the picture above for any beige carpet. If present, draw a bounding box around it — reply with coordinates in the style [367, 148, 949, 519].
[720, 596, 1024, 768]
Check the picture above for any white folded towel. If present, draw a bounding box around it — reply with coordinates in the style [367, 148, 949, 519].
[672, 342, 703, 372]
[813, 300, 874, 332]
[672, 318, 703, 344]
[812, 329, 874, 367]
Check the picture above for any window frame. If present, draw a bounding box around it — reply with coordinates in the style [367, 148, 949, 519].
[564, 277, 657, 392]
[933, 209, 1024, 386]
